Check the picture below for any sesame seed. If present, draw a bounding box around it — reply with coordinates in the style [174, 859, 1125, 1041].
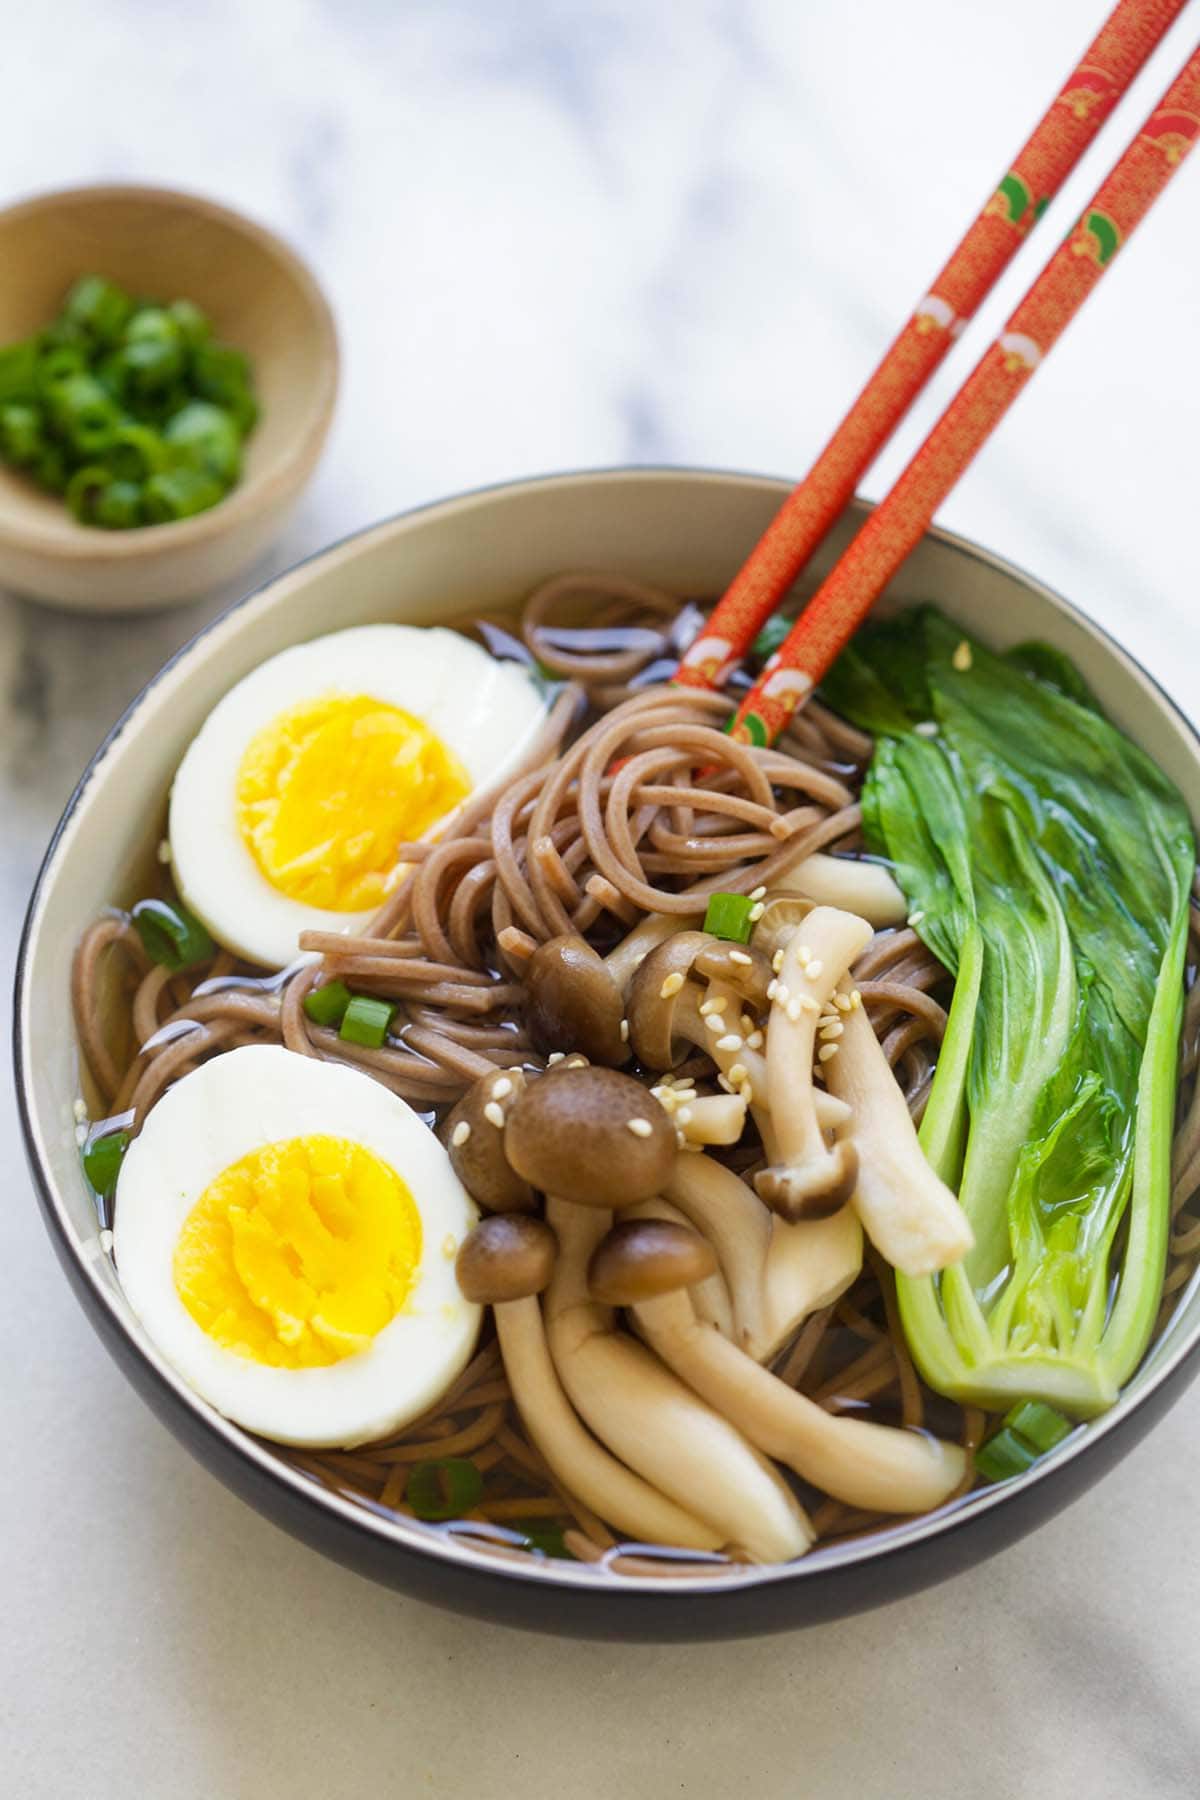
[547, 1051, 565, 1065]
[728, 949, 753, 966]
[451, 1120, 471, 1147]
[704, 995, 729, 1015]
[834, 994, 852, 1012]
[660, 971, 685, 999]
[620, 1018, 630, 1042]
[786, 999, 802, 1023]
[72, 1098, 88, 1123]
[491, 1076, 513, 1100]
[806, 959, 824, 979]
[442, 1234, 458, 1259]
[907, 910, 925, 927]
[729, 1062, 748, 1085]
[774, 983, 790, 1006]
[739, 1082, 754, 1103]
[483, 1102, 505, 1128]
[748, 902, 765, 923]
[818, 1042, 840, 1063]
[717, 1073, 734, 1094]
[819, 1021, 844, 1040]
[675, 1106, 693, 1126]
[771, 949, 785, 973]
[797, 942, 813, 962]
[746, 1029, 764, 1049]
[651, 1086, 675, 1111]
[676, 1129, 687, 1147]
[567, 1055, 589, 1067]
[705, 1013, 724, 1034]
[627, 1118, 653, 1138]
[915, 720, 939, 738]
[715, 1033, 743, 1052]
[99, 1228, 114, 1255]
[749, 885, 767, 901]
[682, 1139, 704, 1153]
[952, 640, 973, 672]
[156, 839, 172, 864]
[799, 994, 820, 1015]
[851, 989, 862, 1009]
[739, 1012, 755, 1034]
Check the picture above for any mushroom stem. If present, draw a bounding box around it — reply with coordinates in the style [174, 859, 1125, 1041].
[634, 1287, 967, 1514]
[825, 988, 974, 1276]
[664, 1152, 862, 1362]
[492, 1297, 722, 1551]
[755, 906, 874, 1220]
[778, 854, 907, 926]
[603, 913, 686, 993]
[544, 1197, 814, 1562]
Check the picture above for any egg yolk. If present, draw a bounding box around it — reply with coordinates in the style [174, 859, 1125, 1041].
[173, 1134, 423, 1368]
[236, 693, 470, 912]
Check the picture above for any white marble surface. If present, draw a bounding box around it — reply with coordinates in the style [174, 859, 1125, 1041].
[4, 2, 1200, 1795]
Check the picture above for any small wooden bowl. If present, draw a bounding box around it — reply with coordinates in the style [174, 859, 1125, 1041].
[0, 184, 338, 612]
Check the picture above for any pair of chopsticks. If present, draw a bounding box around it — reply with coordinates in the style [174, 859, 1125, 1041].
[669, 0, 1199, 747]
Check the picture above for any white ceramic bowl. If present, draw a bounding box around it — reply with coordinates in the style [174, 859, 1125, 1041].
[15, 469, 1200, 1638]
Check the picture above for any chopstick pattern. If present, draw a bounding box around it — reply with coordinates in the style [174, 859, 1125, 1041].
[672, 0, 1186, 694]
[726, 45, 1200, 747]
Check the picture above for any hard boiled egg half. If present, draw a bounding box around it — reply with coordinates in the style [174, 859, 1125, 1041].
[169, 625, 546, 968]
[113, 1044, 480, 1447]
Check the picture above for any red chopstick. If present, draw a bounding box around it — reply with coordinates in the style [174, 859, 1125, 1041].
[672, 0, 1186, 694]
[725, 44, 1200, 747]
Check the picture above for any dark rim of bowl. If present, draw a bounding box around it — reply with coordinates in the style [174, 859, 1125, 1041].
[14, 463, 1200, 1599]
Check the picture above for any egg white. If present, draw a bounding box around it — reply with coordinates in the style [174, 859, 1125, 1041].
[113, 1044, 481, 1448]
[169, 625, 546, 968]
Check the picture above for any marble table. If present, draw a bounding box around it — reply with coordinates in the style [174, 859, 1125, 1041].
[3, 3, 1199, 1794]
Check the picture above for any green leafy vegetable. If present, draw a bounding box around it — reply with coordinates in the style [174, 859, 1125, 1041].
[407, 1458, 483, 1520]
[823, 607, 1194, 1417]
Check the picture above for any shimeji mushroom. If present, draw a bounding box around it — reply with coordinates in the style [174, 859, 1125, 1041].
[523, 934, 630, 1067]
[754, 906, 875, 1220]
[456, 1215, 721, 1550]
[543, 1195, 815, 1562]
[588, 1217, 718, 1305]
[443, 1068, 536, 1213]
[663, 1150, 862, 1362]
[632, 1283, 967, 1515]
[504, 1064, 676, 1208]
[824, 984, 974, 1276]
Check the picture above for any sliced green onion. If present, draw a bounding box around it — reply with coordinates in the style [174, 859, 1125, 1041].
[167, 297, 211, 348]
[339, 995, 395, 1049]
[0, 402, 43, 467]
[131, 897, 215, 971]
[142, 466, 226, 523]
[191, 341, 257, 431]
[975, 1427, 1040, 1484]
[30, 442, 68, 493]
[82, 1129, 130, 1200]
[164, 399, 242, 486]
[65, 464, 111, 524]
[1003, 1400, 1072, 1454]
[514, 1523, 573, 1560]
[119, 335, 186, 395]
[0, 338, 39, 404]
[702, 891, 756, 944]
[303, 979, 353, 1028]
[751, 613, 792, 663]
[44, 372, 119, 456]
[108, 422, 170, 483]
[93, 480, 144, 530]
[36, 342, 88, 390]
[407, 1458, 483, 1521]
[63, 275, 134, 347]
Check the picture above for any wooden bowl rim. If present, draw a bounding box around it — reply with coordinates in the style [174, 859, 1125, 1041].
[0, 181, 339, 563]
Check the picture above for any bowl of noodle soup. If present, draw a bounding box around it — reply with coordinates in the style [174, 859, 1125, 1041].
[16, 468, 1200, 1638]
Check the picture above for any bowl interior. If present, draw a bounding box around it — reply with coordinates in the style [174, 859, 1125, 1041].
[17, 468, 1200, 1609]
[0, 185, 336, 553]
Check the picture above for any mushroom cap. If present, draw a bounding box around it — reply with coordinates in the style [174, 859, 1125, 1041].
[524, 933, 629, 1067]
[443, 1069, 536, 1214]
[624, 929, 715, 1070]
[692, 940, 773, 1010]
[588, 1217, 718, 1305]
[750, 894, 814, 963]
[456, 1213, 558, 1304]
[755, 1139, 860, 1222]
[505, 1065, 677, 1207]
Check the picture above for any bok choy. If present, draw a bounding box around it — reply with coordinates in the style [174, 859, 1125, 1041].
[823, 608, 1195, 1416]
